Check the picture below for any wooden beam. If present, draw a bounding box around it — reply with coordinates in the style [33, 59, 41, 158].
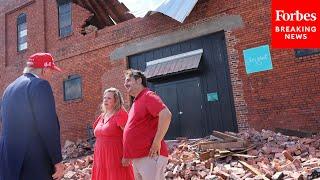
[112, 0, 128, 14]
[212, 131, 245, 142]
[88, 0, 114, 26]
[199, 149, 215, 161]
[239, 161, 269, 180]
[81, 0, 107, 28]
[198, 141, 246, 151]
[104, 0, 124, 22]
[115, 2, 135, 21]
[231, 154, 257, 158]
[98, 0, 121, 23]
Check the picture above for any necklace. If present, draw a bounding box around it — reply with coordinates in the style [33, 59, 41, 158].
[103, 110, 115, 124]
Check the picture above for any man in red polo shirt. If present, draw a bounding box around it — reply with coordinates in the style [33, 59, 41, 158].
[122, 69, 172, 180]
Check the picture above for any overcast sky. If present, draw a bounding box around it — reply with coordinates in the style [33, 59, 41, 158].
[119, 0, 165, 17]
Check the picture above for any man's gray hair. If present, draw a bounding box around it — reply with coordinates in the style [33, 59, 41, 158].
[23, 66, 42, 75]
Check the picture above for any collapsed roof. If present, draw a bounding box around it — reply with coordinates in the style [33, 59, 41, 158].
[72, 0, 135, 29]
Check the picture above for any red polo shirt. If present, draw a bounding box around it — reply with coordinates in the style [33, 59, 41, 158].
[123, 88, 169, 158]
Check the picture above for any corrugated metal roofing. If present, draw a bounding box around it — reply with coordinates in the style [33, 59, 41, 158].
[144, 49, 203, 79]
[146, 0, 198, 23]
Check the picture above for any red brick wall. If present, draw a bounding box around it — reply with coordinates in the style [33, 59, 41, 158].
[1, 0, 319, 143]
[226, 0, 320, 132]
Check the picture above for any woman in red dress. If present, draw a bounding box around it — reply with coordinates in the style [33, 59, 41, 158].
[92, 87, 134, 180]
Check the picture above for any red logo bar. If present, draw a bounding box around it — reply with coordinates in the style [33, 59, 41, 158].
[271, 0, 320, 48]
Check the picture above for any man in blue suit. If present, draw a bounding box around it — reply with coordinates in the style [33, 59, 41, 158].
[0, 53, 65, 180]
[0, 100, 2, 133]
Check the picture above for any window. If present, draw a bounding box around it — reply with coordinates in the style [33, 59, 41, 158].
[295, 49, 320, 57]
[58, 0, 72, 37]
[17, 13, 27, 51]
[63, 75, 82, 101]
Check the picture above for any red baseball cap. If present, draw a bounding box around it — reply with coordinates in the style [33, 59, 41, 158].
[27, 53, 62, 72]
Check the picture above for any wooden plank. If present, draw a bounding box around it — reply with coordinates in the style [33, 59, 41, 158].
[236, 145, 256, 154]
[214, 152, 256, 159]
[238, 161, 269, 180]
[239, 160, 261, 175]
[199, 151, 211, 161]
[98, 0, 121, 23]
[199, 141, 246, 151]
[199, 149, 215, 161]
[212, 131, 244, 142]
[217, 150, 231, 154]
[209, 163, 214, 175]
[209, 135, 225, 142]
[89, 0, 113, 24]
[231, 154, 257, 158]
[82, 0, 110, 27]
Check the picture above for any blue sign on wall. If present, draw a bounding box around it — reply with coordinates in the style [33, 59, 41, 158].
[207, 92, 218, 102]
[243, 45, 273, 74]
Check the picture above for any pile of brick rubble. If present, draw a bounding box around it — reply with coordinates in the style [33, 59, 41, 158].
[61, 129, 320, 180]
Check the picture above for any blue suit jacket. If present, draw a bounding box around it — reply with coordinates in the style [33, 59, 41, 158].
[0, 73, 62, 180]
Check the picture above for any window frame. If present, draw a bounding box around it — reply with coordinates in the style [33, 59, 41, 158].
[295, 49, 320, 57]
[57, 0, 72, 38]
[17, 13, 27, 52]
[63, 75, 82, 101]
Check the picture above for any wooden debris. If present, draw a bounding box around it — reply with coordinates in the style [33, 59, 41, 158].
[199, 141, 246, 151]
[239, 160, 269, 180]
[212, 130, 245, 142]
[60, 129, 320, 180]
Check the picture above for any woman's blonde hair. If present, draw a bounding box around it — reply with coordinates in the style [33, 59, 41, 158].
[101, 87, 124, 113]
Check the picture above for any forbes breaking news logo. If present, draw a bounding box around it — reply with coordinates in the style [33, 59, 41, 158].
[275, 10, 317, 40]
[275, 10, 317, 21]
[272, 0, 320, 48]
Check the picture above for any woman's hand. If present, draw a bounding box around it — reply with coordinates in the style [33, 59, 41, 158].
[149, 140, 161, 157]
[122, 158, 131, 167]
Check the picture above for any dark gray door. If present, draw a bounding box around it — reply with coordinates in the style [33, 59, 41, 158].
[154, 84, 180, 139]
[155, 78, 204, 139]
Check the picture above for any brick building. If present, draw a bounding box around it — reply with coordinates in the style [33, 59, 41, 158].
[1, 0, 319, 143]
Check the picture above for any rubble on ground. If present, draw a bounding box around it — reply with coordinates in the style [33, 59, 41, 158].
[165, 129, 320, 180]
[62, 139, 94, 160]
[61, 129, 320, 180]
[61, 139, 94, 180]
[62, 155, 93, 180]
